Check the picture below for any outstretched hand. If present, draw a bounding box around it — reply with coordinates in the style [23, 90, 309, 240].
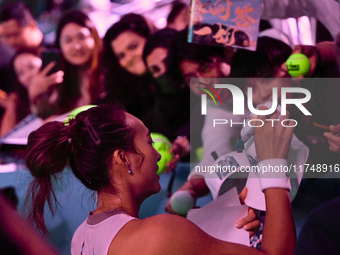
[281, 45, 319, 78]
[28, 61, 64, 103]
[165, 186, 197, 216]
[165, 136, 190, 173]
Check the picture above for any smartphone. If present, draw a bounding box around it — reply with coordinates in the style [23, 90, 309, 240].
[40, 49, 62, 75]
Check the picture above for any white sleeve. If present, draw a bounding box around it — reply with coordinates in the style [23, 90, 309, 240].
[261, 0, 340, 39]
[188, 104, 243, 179]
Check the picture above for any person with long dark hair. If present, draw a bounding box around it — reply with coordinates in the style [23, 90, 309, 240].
[0, 49, 44, 137]
[28, 10, 104, 117]
[102, 13, 156, 122]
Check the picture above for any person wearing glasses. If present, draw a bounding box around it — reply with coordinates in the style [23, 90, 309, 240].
[164, 30, 263, 242]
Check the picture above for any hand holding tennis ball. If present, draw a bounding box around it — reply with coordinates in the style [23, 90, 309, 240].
[286, 53, 311, 77]
[170, 190, 195, 216]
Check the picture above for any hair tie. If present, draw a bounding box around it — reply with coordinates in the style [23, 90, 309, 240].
[84, 117, 101, 145]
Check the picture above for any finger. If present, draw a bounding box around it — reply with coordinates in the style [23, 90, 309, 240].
[323, 132, 340, 144]
[292, 45, 313, 57]
[280, 62, 288, 72]
[164, 198, 176, 213]
[164, 204, 176, 214]
[165, 161, 179, 172]
[170, 141, 183, 155]
[165, 198, 187, 216]
[323, 131, 331, 138]
[276, 111, 294, 133]
[238, 187, 248, 204]
[243, 220, 261, 231]
[277, 118, 295, 139]
[308, 57, 318, 77]
[279, 109, 290, 120]
[169, 147, 180, 155]
[40, 61, 56, 76]
[166, 154, 180, 167]
[269, 110, 281, 120]
[163, 164, 175, 173]
[47, 71, 64, 85]
[165, 155, 180, 172]
[274, 114, 289, 135]
[235, 209, 256, 228]
[328, 140, 340, 152]
[330, 124, 340, 133]
[254, 105, 269, 122]
[291, 45, 303, 54]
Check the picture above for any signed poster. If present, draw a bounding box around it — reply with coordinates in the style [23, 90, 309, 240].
[188, 0, 262, 51]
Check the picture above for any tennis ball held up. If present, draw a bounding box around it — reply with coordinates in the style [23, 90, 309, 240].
[286, 53, 310, 77]
[150, 133, 174, 174]
[170, 190, 195, 216]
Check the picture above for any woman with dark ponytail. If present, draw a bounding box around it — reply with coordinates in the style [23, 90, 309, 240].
[25, 105, 135, 234]
[25, 104, 296, 255]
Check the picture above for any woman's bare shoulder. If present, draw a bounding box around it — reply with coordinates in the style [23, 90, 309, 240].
[108, 214, 254, 255]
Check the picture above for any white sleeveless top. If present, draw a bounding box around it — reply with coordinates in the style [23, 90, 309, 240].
[71, 211, 137, 255]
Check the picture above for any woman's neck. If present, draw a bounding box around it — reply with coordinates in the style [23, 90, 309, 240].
[94, 191, 140, 218]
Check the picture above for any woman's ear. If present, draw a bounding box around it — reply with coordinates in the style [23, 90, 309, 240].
[113, 149, 129, 167]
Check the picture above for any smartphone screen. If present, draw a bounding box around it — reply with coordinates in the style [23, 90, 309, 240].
[40, 49, 62, 75]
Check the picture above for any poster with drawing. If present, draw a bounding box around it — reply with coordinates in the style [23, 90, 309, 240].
[188, 0, 262, 51]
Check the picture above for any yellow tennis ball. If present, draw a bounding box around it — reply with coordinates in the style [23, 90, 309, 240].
[150, 133, 174, 174]
[64, 105, 97, 125]
[286, 53, 310, 77]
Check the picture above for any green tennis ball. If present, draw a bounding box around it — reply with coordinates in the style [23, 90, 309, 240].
[64, 105, 97, 125]
[150, 133, 174, 174]
[286, 53, 310, 77]
[170, 190, 195, 216]
[195, 146, 204, 162]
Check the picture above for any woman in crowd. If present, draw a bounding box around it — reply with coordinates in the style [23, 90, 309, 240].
[164, 29, 238, 210]
[0, 49, 61, 137]
[102, 13, 156, 122]
[28, 10, 104, 117]
[166, 0, 189, 31]
[0, 49, 37, 137]
[231, 35, 340, 167]
[143, 28, 190, 141]
[25, 104, 295, 255]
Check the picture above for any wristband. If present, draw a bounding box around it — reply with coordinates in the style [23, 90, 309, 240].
[255, 159, 291, 192]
